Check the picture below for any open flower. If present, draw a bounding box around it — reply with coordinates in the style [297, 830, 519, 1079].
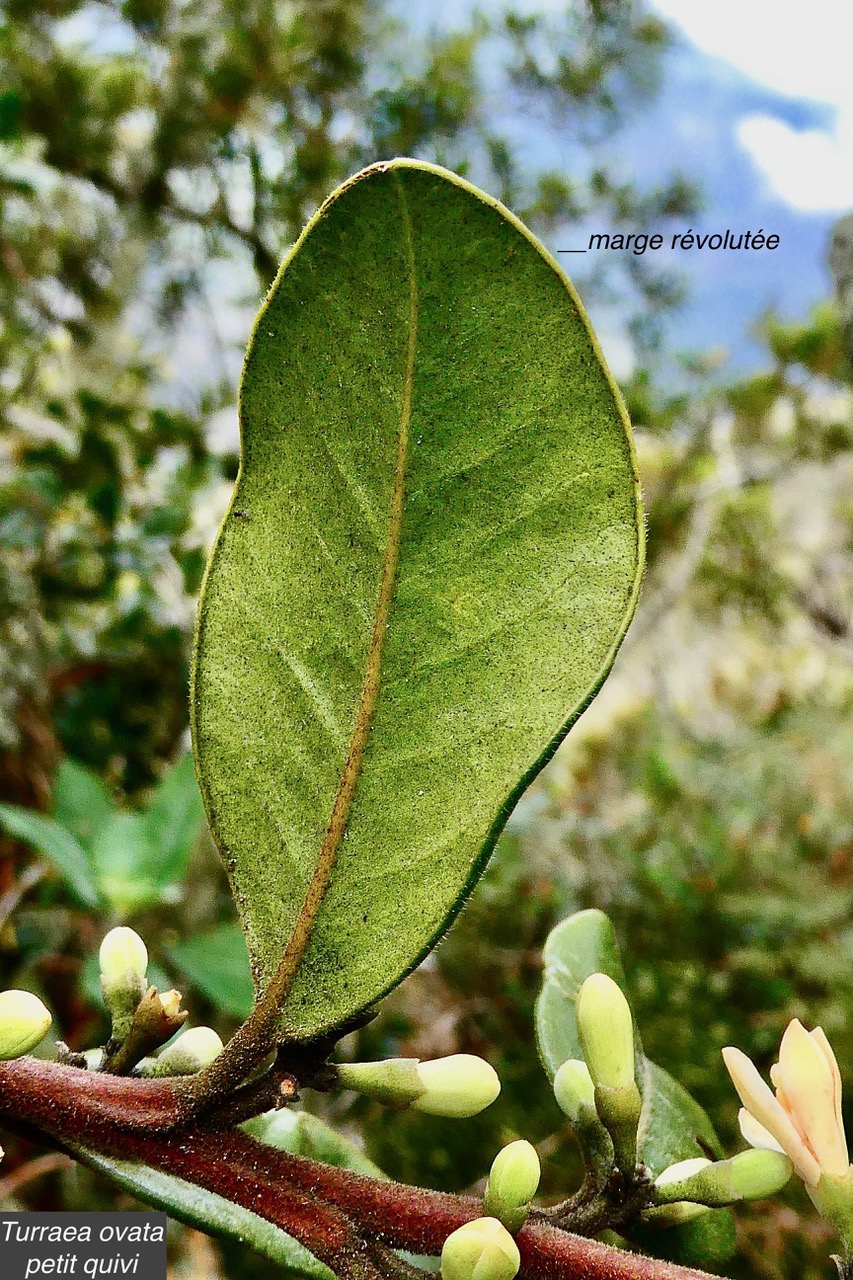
[722, 1020, 849, 1189]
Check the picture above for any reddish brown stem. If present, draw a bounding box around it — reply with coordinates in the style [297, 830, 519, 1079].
[0, 1056, 725, 1280]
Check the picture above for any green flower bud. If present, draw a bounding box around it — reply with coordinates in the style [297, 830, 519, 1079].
[645, 1160, 715, 1226]
[440, 1218, 520, 1280]
[336, 1057, 425, 1105]
[484, 1141, 540, 1230]
[0, 990, 52, 1060]
[643, 1201, 713, 1228]
[151, 1026, 223, 1076]
[553, 1059, 595, 1123]
[809, 1166, 853, 1257]
[576, 974, 635, 1092]
[654, 1150, 793, 1207]
[338, 1055, 500, 1118]
[576, 974, 641, 1171]
[99, 927, 148, 1040]
[414, 1055, 501, 1118]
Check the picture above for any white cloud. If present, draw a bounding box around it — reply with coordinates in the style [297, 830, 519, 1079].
[650, 0, 853, 213]
[735, 115, 853, 214]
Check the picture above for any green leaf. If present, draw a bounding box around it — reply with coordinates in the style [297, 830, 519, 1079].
[88, 758, 205, 913]
[72, 1146, 333, 1280]
[535, 908, 735, 1267]
[142, 752, 206, 886]
[169, 923, 255, 1019]
[0, 805, 101, 907]
[89, 812, 163, 914]
[535, 909, 634, 1078]
[629, 1208, 738, 1272]
[243, 1108, 386, 1178]
[52, 759, 114, 848]
[192, 159, 643, 1037]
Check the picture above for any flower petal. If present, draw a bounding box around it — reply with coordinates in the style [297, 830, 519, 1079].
[722, 1046, 822, 1186]
[775, 1020, 848, 1178]
[810, 1026, 847, 1164]
[738, 1107, 786, 1155]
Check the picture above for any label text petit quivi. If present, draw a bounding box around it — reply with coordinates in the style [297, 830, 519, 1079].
[565, 229, 780, 256]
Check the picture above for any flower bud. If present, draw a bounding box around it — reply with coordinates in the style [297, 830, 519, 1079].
[100, 927, 148, 1040]
[646, 1158, 715, 1226]
[413, 1055, 501, 1118]
[99, 927, 148, 984]
[484, 1141, 540, 1230]
[654, 1150, 793, 1207]
[440, 1218, 520, 1280]
[553, 1059, 595, 1123]
[576, 974, 641, 1172]
[336, 1057, 425, 1106]
[152, 1026, 223, 1076]
[643, 1201, 713, 1228]
[576, 974, 635, 1092]
[0, 990, 52, 1060]
[338, 1055, 500, 1118]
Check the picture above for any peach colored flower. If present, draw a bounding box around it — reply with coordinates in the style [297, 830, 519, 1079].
[722, 1019, 849, 1188]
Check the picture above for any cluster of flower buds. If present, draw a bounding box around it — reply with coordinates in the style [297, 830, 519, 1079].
[439, 1124, 541, 1277]
[99, 926, 222, 1076]
[555, 972, 642, 1174]
[336, 1053, 500, 1118]
[551, 970, 797, 1228]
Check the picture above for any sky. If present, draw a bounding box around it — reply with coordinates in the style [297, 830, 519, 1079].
[651, 0, 853, 215]
[398, 0, 847, 379]
[606, 0, 850, 374]
[69, 0, 850, 396]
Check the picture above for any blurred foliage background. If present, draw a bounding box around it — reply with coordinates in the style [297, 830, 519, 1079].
[1, 2, 851, 1278]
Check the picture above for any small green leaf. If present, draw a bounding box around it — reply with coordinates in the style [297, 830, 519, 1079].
[89, 813, 163, 914]
[630, 1207, 738, 1271]
[143, 753, 206, 885]
[169, 923, 254, 1019]
[535, 909, 735, 1266]
[640, 1060, 723, 1178]
[535, 909, 633, 1079]
[72, 1146, 332, 1280]
[192, 159, 643, 1037]
[52, 759, 114, 848]
[243, 1108, 386, 1178]
[0, 805, 100, 907]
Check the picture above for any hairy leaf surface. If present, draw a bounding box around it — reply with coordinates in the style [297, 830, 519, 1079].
[192, 159, 643, 1036]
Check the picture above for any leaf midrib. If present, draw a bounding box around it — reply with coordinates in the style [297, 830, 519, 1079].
[265, 170, 419, 1013]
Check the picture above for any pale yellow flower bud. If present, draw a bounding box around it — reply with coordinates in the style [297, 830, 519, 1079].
[0, 990, 52, 1060]
[440, 1219, 520, 1280]
[337, 1055, 500, 1118]
[576, 973, 635, 1091]
[413, 1055, 501, 1118]
[99, 927, 148, 984]
[153, 1026, 223, 1076]
[553, 1059, 595, 1123]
